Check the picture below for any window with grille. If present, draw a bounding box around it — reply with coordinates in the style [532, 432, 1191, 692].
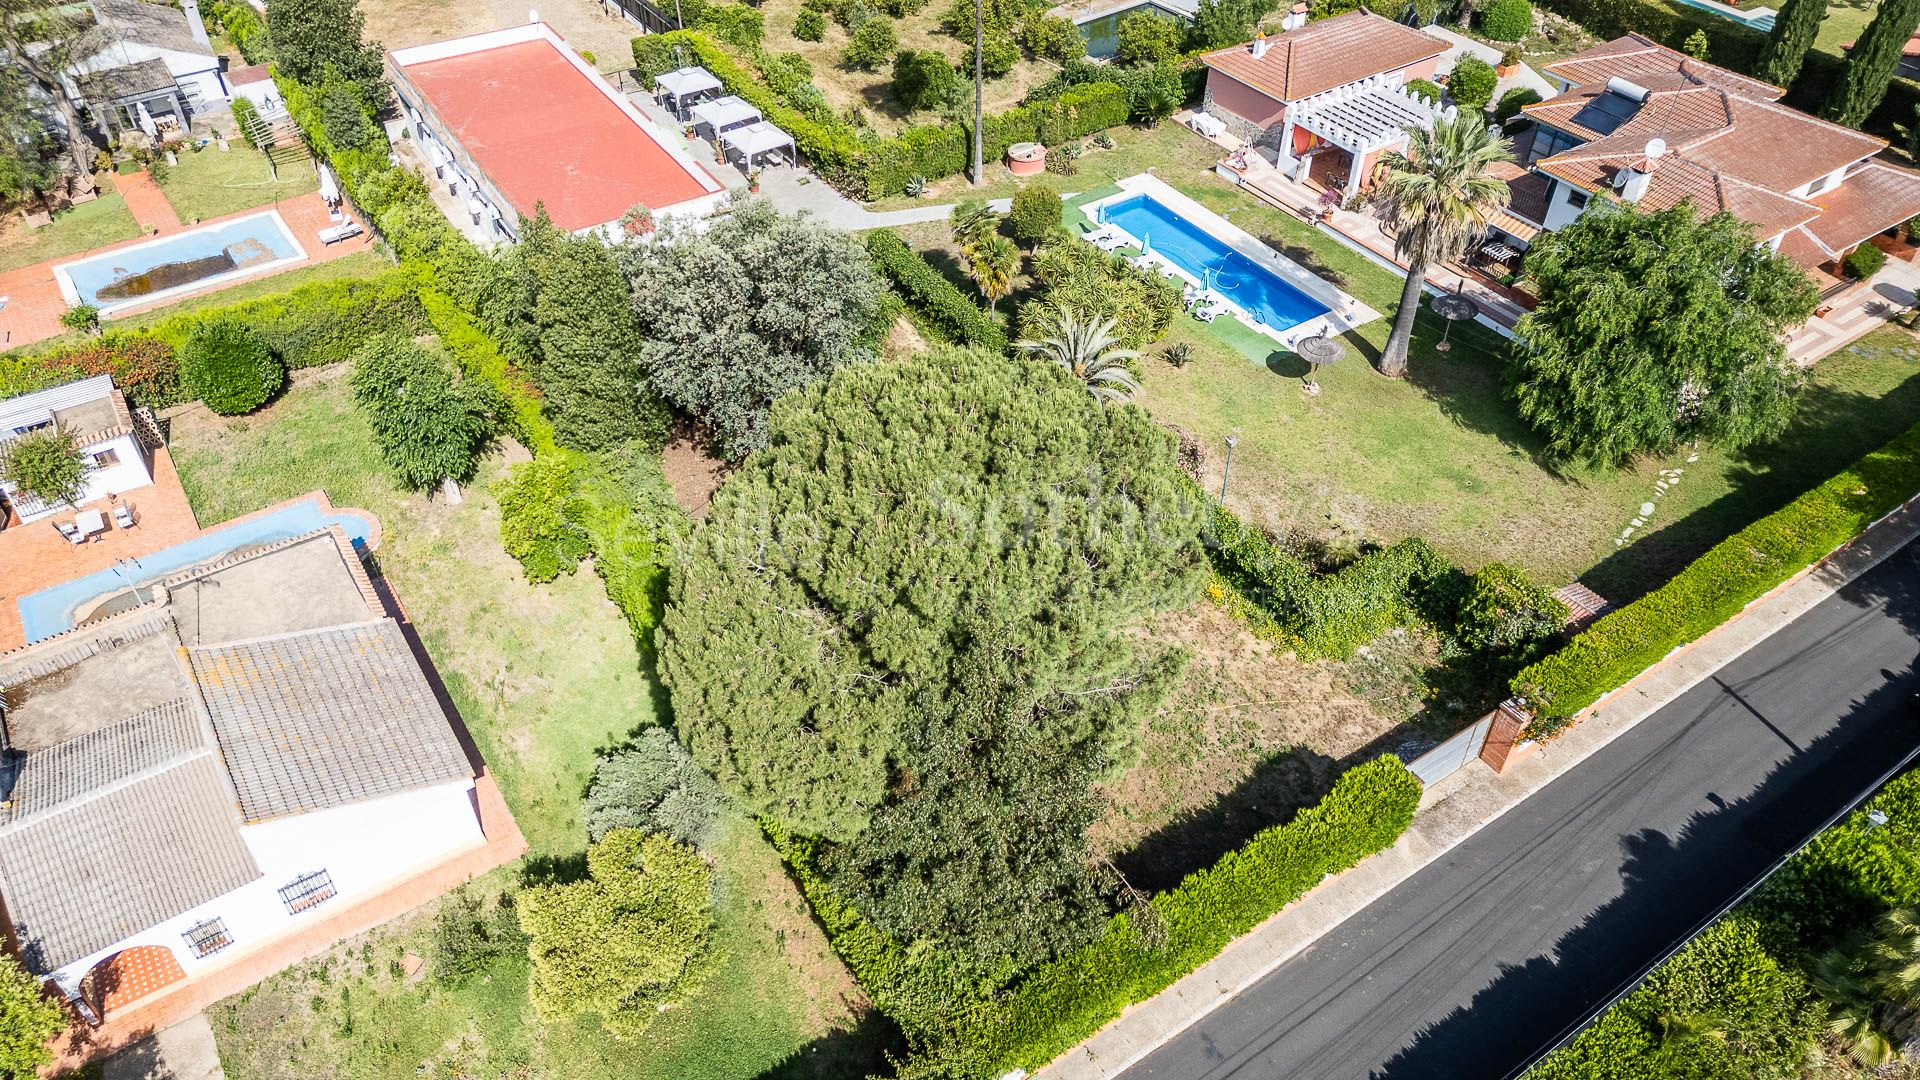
[93, 448, 119, 468]
[182, 918, 233, 958]
[278, 870, 337, 914]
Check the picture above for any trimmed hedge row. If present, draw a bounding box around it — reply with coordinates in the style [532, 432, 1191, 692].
[776, 756, 1422, 1077]
[1204, 499, 1452, 659]
[1513, 417, 1920, 721]
[634, 30, 1128, 199]
[0, 337, 179, 408]
[864, 231, 1009, 352]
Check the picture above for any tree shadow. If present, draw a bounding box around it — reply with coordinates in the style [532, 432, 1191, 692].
[750, 1006, 903, 1080]
[1112, 723, 1435, 894]
[1369, 555, 1920, 1080]
[1254, 229, 1361, 294]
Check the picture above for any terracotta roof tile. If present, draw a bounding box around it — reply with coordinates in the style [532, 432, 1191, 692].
[1201, 10, 1446, 103]
[1540, 32, 1781, 100]
[1806, 161, 1920, 254]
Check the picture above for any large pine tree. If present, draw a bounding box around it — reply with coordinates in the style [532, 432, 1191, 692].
[1757, 0, 1827, 88]
[1827, 0, 1920, 127]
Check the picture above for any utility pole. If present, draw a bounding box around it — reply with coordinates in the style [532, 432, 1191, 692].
[971, 0, 983, 186]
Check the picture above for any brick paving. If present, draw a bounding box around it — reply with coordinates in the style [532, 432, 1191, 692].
[0, 191, 377, 351]
[109, 171, 183, 235]
[0, 446, 202, 653]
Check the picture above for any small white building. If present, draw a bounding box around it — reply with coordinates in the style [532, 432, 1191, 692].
[0, 375, 154, 525]
[65, 0, 225, 136]
[0, 529, 487, 1020]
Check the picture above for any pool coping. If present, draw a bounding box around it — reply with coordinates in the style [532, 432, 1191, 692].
[1082, 174, 1382, 348]
[52, 209, 311, 315]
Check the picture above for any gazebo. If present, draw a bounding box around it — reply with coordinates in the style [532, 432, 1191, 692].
[1281, 74, 1454, 203]
[655, 65, 723, 118]
[720, 121, 797, 170]
[690, 95, 762, 141]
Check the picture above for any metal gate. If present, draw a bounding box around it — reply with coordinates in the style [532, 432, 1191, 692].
[1407, 713, 1493, 787]
[602, 0, 678, 35]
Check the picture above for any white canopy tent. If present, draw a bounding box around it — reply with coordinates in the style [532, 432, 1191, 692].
[655, 66, 723, 116]
[690, 95, 762, 139]
[720, 121, 796, 169]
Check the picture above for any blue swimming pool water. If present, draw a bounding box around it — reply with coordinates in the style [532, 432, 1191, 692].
[1099, 194, 1330, 332]
[59, 212, 302, 310]
[17, 498, 375, 643]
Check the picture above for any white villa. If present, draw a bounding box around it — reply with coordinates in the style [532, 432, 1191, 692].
[0, 376, 154, 526]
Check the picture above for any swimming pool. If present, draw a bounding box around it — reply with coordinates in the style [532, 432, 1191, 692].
[53, 210, 307, 314]
[1098, 193, 1331, 333]
[16, 497, 374, 643]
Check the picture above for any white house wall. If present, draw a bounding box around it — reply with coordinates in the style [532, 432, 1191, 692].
[47, 779, 485, 996]
[69, 44, 224, 102]
[1542, 180, 1591, 230]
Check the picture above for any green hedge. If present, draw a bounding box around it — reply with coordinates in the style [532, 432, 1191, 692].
[0, 337, 180, 407]
[635, 31, 1128, 199]
[207, 0, 271, 63]
[143, 271, 428, 370]
[864, 231, 1009, 352]
[1513, 418, 1920, 721]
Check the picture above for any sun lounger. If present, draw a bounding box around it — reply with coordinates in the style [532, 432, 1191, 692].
[318, 221, 364, 245]
[113, 502, 135, 529]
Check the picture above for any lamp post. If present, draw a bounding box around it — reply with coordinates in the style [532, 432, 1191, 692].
[1220, 434, 1238, 501]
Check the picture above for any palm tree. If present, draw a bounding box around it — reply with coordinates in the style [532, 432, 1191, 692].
[1812, 935, 1901, 1067]
[1019, 309, 1142, 404]
[951, 200, 1000, 252]
[1371, 115, 1514, 378]
[968, 233, 1019, 314]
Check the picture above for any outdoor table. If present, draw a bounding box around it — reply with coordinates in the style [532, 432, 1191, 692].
[1482, 241, 1521, 264]
[75, 508, 106, 537]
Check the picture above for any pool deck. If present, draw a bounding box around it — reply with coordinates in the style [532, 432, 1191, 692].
[0, 187, 374, 351]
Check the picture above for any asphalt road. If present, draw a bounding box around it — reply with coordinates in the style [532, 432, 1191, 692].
[1121, 540, 1920, 1080]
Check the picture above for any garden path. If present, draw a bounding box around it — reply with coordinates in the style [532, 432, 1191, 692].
[111, 169, 184, 235]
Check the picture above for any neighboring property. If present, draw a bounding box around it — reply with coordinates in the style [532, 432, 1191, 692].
[0, 376, 155, 526]
[1054, 0, 1197, 60]
[1518, 33, 1920, 285]
[0, 523, 507, 1039]
[1199, 9, 1453, 202]
[65, 0, 226, 137]
[225, 63, 287, 120]
[387, 20, 726, 243]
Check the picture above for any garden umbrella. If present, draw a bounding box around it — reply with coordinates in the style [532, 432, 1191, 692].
[1431, 293, 1478, 353]
[1295, 333, 1345, 395]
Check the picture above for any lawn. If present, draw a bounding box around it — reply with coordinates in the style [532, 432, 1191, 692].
[884, 118, 1920, 599]
[0, 191, 143, 273]
[156, 141, 319, 225]
[174, 369, 885, 1080]
[1814, 0, 1876, 60]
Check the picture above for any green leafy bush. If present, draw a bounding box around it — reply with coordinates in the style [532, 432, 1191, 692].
[1008, 182, 1061, 245]
[0, 336, 180, 407]
[1514, 417, 1920, 721]
[428, 888, 527, 987]
[180, 315, 282, 414]
[1020, 13, 1083, 63]
[585, 728, 728, 850]
[148, 270, 429, 371]
[349, 336, 496, 490]
[208, 0, 272, 62]
[893, 48, 958, 110]
[1447, 56, 1498, 111]
[1117, 9, 1183, 64]
[0, 954, 67, 1080]
[701, 2, 765, 46]
[1746, 770, 1920, 954]
[0, 427, 90, 510]
[795, 8, 826, 39]
[494, 452, 592, 583]
[1495, 86, 1542, 126]
[844, 16, 898, 69]
[60, 305, 99, 336]
[229, 95, 262, 145]
[1482, 0, 1533, 40]
[865, 231, 1010, 351]
[1405, 78, 1443, 103]
[1847, 242, 1889, 280]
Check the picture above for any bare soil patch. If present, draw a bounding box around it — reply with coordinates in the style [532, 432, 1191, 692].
[662, 426, 730, 518]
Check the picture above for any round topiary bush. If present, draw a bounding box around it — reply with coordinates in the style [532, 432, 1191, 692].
[1009, 182, 1061, 246]
[1847, 242, 1889, 280]
[1405, 78, 1443, 104]
[1495, 86, 1542, 127]
[1482, 0, 1532, 41]
[794, 7, 826, 40]
[181, 315, 282, 414]
[1447, 56, 1499, 112]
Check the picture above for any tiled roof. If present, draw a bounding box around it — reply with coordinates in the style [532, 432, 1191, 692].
[91, 0, 213, 57]
[75, 58, 177, 101]
[1201, 10, 1445, 103]
[0, 752, 258, 973]
[3, 699, 207, 823]
[1539, 32, 1782, 101]
[1535, 149, 1822, 237]
[1807, 161, 1920, 255]
[188, 620, 471, 822]
[1490, 160, 1550, 237]
[1777, 226, 1837, 272]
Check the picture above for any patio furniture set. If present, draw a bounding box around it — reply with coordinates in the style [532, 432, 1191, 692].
[52, 501, 138, 546]
[655, 67, 798, 173]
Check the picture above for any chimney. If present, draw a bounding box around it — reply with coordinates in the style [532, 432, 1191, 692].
[1283, 1, 1308, 30]
[1251, 31, 1270, 59]
[1613, 137, 1665, 203]
[180, 0, 212, 49]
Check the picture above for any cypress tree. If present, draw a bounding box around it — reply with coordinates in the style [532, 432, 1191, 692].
[1828, 0, 1920, 127]
[1757, 0, 1826, 88]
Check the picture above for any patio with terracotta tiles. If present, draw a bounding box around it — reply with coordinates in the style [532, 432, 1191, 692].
[0, 446, 200, 652]
[0, 182, 375, 351]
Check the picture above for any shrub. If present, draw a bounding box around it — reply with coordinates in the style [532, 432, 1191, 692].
[0, 954, 66, 1080]
[180, 315, 281, 414]
[494, 452, 591, 583]
[1020, 13, 1083, 63]
[700, 2, 764, 47]
[0, 427, 90, 510]
[893, 48, 958, 110]
[1847, 242, 1889, 280]
[1044, 143, 1077, 174]
[428, 888, 526, 986]
[1681, 27, 1709, 58]
[844, 16, 898, 69]
[1482, 0, 1532, 40]
[1116, 9, 1183, 65]
[982, 33, 1018, 76]
[865, 231, 1010, 351]
[0, 336, 180, 407]
[1513, 417, 1920, 721]
[208, 0, 272, 62]
[229, 95, 262, 145]
[795, 7, 826, 39]
[1405, 77, 1443, 103]
[349, 337, 496, 490]
[584, 728, 728, 850]
[60, 304, 99, 336]
[147, 270, 429, 372]
[1495, 86, 1542, 126]
[1447, 56, 1498, 111]
[1008, 182, 1061, 245]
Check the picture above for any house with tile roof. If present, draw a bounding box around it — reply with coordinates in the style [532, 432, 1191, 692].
[0, 375, 156, 525]
[1513, 33, 1920, 285]
[0, 527, 490, 1026]
[1199, 9, 1455, 203]
[63, 0, 226, 137]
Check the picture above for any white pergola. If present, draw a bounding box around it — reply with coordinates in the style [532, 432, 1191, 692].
[721, 121, 796, 170]
[655, 66, 723, 116]
[690, 95, 762, 139]
[1280, 74, 1455, 202]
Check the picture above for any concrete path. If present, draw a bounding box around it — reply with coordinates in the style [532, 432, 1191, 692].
[755, 164, 1011, 229]
[1789, 257, 1920, 364]
[1037, 497, 1920, 1080]
[102, 1013, 225, 1080]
